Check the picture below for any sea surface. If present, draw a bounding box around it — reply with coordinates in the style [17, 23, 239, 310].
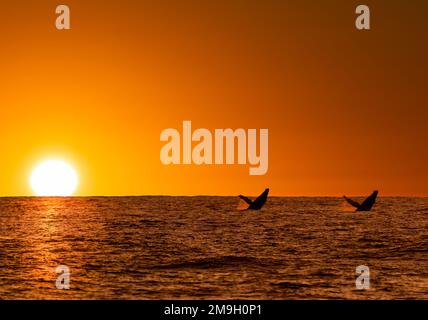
[0, 196, 427, 299]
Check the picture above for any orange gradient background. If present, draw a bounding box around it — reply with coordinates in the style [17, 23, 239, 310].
[0, 0, 426, 196]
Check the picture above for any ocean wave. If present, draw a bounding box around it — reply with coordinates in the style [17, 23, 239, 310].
[155, 255, 274, 269]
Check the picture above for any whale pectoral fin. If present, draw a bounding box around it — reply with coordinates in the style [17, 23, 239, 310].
[359, 191, 378, 211]
[253, 189, 269, 208]
[343, 196, 361, 209]
[257, 189, 269, 201]
[238, 195, 253, 205]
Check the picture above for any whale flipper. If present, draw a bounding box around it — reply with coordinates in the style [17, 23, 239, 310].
[239, 188, 269, 210]
[358, 190, 378, 211]
[344, 190, 378, 212]
[238, 195, 253, 205]
[343, 196, 361, 209]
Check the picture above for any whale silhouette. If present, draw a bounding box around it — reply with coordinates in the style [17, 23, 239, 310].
[343, 190, 378, 211]
[238, 188, 269, 210]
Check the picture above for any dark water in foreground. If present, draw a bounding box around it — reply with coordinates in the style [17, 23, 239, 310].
[0, 197, 427, 299]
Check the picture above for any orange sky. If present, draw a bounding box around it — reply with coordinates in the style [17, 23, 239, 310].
[0, 0, 427, 196]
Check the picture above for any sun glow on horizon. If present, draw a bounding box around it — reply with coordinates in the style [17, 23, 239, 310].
[30, 160, 78, 196]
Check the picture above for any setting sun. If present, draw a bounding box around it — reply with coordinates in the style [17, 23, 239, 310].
[30, 160, 78, 196]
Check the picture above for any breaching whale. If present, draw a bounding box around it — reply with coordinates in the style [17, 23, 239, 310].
[343, 190, 378, 211]
[238, 188, 269, 210]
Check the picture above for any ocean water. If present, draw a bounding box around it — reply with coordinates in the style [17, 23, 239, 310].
[0, 196, 426, 300]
